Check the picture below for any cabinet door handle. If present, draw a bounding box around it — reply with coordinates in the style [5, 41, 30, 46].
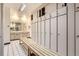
[0, 36, 2, 38]
[77, 35, 79, 38]
[77, 7, 79, 9]
[58, 33, 60, 35]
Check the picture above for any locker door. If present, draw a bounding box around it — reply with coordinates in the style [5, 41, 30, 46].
[34, 23, 36, 42]
[45, 19, 50, 49]
[68, 4, 74, 56]
[32, 24, 34, 41]
[33, 23, 34, 41]
[51, 18, 57, 51]
[36, 22, 37, 43]
[41, 20, 45, 47]
[75, 4, 79, 12]
[58, 15, 67, 56]
[31, 24, 33, 40]
[38, 21, 40, 45]
[76, 11, 79, 56]
[0, 41, 3, 56]
[0, 4, 3, 56]
[0, 4, 1, 42]
[35, 23, 37, 42]
[40, 21, 42, 45]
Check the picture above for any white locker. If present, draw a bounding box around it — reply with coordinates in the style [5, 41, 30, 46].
[41, 16, 45, 47]
[33, 23, 36, 42]
[31, 23, 34, 41]
[40, 20, 42, 45]
[51, 17, 57, 51]
[58, 15, 67, 56]
[41, 20, 45, 47]
[0, 4, 1, 42]
[75, 4, 79, 12]
[76, 11, 79, 56]
[33, 24, 34, 41]
[35, 23, 37, 42]
[31, 23, 33, 39]
[75, 4, 79, 56]
[0, 4, 3, 56]
[35, 22, 37, 43]
[45, 19, 50, 49]
[68, 4, 75, 56]
[38, 19, 41, 45]
[0, 41, 3, 56]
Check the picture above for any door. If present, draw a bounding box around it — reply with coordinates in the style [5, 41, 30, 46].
[51, 17, 57, 51]
[40, 21, 42, 45]
[76, 11, 79, 56]
[58, 15, 67, 56]
[45, 19, 50, 49]
[35, 23, 37, 42]
[31, 23, 34, 40]
[38, 21, 40, 45]
[41, 20, 45, 47]
[35, 22, 38, 43]
[0, 4, 3, 56]
[33, 23, 36, 42]
[68, 3, 75, 56]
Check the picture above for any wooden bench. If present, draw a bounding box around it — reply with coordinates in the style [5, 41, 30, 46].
[19, 38, 60, 56]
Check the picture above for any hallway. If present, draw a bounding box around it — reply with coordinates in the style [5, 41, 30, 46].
[4, 40, 27, 56]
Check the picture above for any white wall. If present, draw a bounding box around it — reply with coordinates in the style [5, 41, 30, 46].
[3, 4, 10, 44]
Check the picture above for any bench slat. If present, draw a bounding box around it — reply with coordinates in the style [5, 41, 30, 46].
[20, 38, 60, 56]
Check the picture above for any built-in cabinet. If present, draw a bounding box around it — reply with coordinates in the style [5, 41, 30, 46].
[31, 3, 79, 56]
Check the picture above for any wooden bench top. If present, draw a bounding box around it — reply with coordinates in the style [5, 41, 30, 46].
[20, 38, 61, 56]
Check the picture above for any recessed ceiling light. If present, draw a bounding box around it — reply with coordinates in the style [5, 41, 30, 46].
[20, 4, 26, 12]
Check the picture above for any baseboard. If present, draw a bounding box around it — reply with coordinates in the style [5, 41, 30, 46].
[4, 42, 10, 45]
[10, 39, 20, 41]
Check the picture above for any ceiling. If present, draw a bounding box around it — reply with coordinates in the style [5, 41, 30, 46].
[4, 3, 42, 15]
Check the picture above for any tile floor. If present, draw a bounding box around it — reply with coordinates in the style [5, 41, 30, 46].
[4, 40, 27, 56]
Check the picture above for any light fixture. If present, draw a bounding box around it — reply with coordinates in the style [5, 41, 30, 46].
[20, 4, 26, 12]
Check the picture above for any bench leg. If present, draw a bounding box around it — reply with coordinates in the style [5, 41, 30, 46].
[28, 48, 30, 56]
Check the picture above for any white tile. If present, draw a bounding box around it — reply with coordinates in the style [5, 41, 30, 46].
[11, 41, 20, 56]
[4, 40, 27, 56]
[14, 41, 27, 56]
